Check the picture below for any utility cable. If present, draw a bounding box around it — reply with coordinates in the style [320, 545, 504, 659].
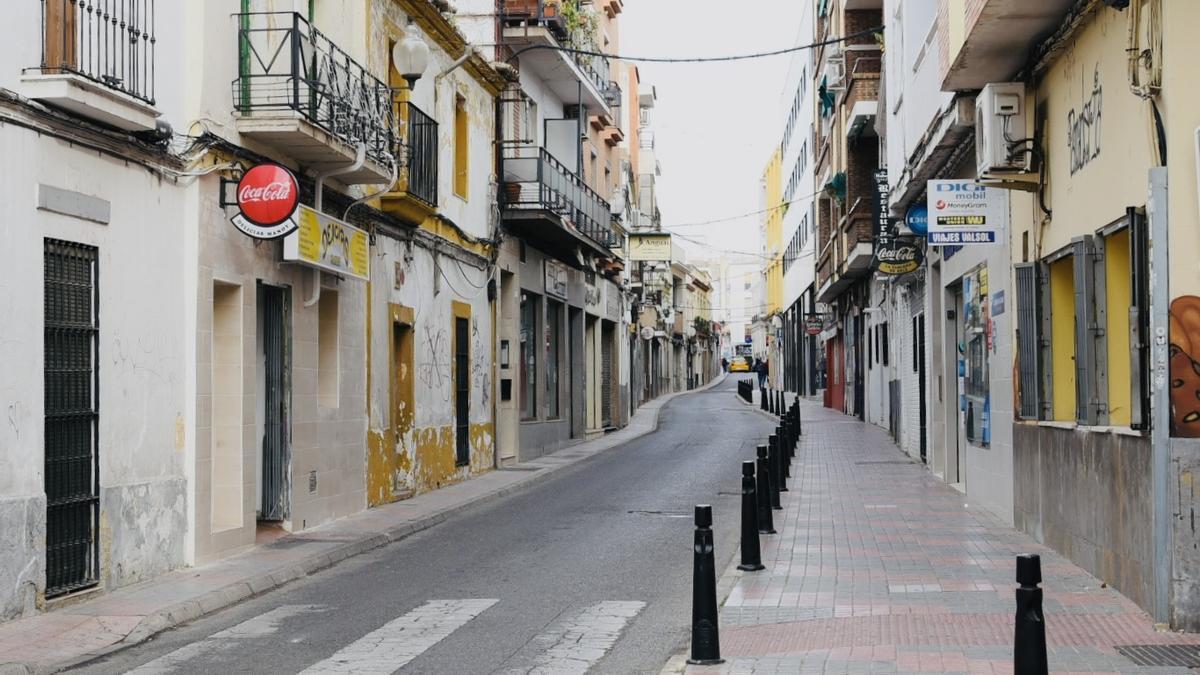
[506, 26, 883, 64]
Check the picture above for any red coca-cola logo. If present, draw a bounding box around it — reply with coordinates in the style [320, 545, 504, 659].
[237, 164, 299, 227]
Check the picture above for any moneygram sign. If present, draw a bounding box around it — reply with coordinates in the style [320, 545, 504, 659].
[926, 180, 1008, 246]
[231, 163, 300, 239]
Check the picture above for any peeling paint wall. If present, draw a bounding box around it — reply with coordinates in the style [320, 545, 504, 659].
[1171, 438, 1200, 631]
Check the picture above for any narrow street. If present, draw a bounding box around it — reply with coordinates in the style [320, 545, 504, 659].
[71, 378, 768, 675]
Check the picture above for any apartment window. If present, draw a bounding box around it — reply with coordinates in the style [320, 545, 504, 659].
[546, 301, 562, 419]
[520, 294, 539, 420]
[318, 290, 339, 408]
[454, 94, 469, 198]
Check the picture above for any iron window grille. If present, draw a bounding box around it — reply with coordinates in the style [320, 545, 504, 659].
[405, 102, 438, 207]
[36, 0, 157, 104]
[233, 12, 397, 168]
[43, 239, 100, 598]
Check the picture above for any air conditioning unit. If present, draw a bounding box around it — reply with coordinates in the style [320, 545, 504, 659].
[824, 52, 846, 92]
[975, 82, 1030, 176]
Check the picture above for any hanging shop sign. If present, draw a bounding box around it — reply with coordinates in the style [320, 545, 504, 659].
[231, 163, 300, 239]
[874, 235, 924, 275]
[628, 233, 672, 261]
[544, 259, 569, 300]
[926, 180, 1009, 245]
[282, 205, 369, 280]
[904, 203, 928, 236]
[804, 313, 825, 336]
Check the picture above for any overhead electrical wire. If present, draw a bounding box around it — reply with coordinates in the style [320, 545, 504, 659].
[659, 189, 825, 230]
[507, 25, 884, 64]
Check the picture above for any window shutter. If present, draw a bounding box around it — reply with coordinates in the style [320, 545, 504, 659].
[1073, 236, 1103, 425]
[1128, 207, 1151, 430]
[1015, 263, 1042, 419]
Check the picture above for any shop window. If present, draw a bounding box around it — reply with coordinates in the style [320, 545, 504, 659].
[318, 290, 339, 409]
[520, 294, 539, 420]
[962, 268, 990, 445]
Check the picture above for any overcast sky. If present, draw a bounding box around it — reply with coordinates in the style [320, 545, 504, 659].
[620, 0, 808, 265]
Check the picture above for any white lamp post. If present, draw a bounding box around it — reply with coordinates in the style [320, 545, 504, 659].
[392, 29, 431, 88]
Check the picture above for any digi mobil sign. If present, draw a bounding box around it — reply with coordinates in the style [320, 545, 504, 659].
[926, 180, 1008, 246]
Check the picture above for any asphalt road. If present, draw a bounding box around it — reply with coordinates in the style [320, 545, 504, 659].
[72, 376, 774, 674]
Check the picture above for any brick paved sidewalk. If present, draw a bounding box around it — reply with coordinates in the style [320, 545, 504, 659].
[682, 398, 1200, 675]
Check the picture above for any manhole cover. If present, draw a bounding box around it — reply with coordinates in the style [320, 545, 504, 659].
[854, 460, 913, 465]
[1115, 644, 1200, 667]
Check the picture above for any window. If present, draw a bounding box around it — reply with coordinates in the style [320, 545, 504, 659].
[1104, 229, 1133, 426]
[318, 290, 339, 408]
[1048, 255, 1076, 422]
[546, 301, 562, 418]
[520, 294, 538, 419]
[44, 239, 101, 595]
[454, 94, 469, 198]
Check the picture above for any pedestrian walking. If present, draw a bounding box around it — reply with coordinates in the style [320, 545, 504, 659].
[721, 357, 729, 372]
[755, 358, 767, 388]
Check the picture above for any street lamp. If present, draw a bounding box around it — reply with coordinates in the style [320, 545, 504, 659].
[392, 29, 431, 89]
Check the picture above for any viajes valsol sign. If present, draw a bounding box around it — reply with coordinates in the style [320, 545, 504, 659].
[926, 180, 1008, 246]
[231, 164, 300, 239]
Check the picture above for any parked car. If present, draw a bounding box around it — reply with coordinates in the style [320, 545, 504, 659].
[729, 356, 751, 372]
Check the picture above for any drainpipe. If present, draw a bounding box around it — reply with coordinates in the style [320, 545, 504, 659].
[305, 143, 366, 308]
[434, 47, 474, 107]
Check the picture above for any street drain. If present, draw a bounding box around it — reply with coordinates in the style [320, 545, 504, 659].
[1114, 644, 1200, 667]
[627, 510, 691, 518]
[497, 466, 542, 472]
[854, 460, 913, 465]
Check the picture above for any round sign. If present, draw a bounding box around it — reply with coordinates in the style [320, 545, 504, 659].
[640, 326, 655, 341]
[905, 203, 928, 236]
[237, 164, 299, 228]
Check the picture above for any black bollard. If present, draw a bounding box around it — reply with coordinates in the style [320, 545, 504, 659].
[688, 505, 724, 665]
[772, 430, 789, 490]
[777, 391, 784, 417]
[737, 461, 765, 572]
[767, 435, 784, 506]
[1014, 554, 1049, 675]
[793, 403, 802, 436]
[755, 446, 777, 534]
[779, 420, 792, 478]
[760, 387, 768, 411]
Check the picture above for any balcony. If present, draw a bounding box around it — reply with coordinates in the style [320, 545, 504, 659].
[501, 0, 613, 115]
[843, 54, 880, 138]
[817, 200, 874, 304]
[501, 145, 615, 261]
[942, 0, 1074, 90]
[23, 0, 159, 131]
[232, 12, 394, 185]
[381, 102, 438, 223]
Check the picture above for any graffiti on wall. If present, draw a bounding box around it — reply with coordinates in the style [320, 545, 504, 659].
[1067, 64, 1103, 176]
[1170, 296, 1200, 437]
[418, 324, 452, 403]
[472, 318, 490, 408]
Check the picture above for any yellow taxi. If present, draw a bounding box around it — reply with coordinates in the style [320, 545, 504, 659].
[729, 356, 751, 372]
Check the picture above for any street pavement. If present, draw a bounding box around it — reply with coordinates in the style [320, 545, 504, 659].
[68, 376, 774, 674]
[670, 397, 1200, 675]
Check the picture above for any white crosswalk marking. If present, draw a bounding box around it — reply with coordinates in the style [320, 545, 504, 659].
[299, 599, 499, 674]
[494, 600, 646, 675]
[127, 605, 327, 674]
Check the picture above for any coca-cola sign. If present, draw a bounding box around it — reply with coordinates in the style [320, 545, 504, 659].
[231, 164, 300, 239]
[874, 235, 924, 276]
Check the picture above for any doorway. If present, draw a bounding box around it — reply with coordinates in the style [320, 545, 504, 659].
[915, 312, 928, 463]
[258, 283, 291, 522]
[946, 284, 965, 486]
[454, 316, 470, 467]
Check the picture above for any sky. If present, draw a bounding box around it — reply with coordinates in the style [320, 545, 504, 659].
[619, 0, 808, 266]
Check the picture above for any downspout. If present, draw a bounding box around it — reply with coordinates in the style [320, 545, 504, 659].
[305, 143, 366, 308]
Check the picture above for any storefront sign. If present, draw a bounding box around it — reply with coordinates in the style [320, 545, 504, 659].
[282, 205, 369, 280]
[804, 313, 824, 336]
[544, 260, 569, 300]
[874, 235, 924, 275]
[231, 164, 300, 239]
[904, 203, 928, 236]
[926, 180, 1008, 246]
[628, 233, 672, 261]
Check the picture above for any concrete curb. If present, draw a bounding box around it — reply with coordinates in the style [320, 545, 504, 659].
[44, 373, 731, 674]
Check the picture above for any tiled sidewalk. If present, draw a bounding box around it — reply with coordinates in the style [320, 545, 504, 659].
[685, 398, 1200, 674]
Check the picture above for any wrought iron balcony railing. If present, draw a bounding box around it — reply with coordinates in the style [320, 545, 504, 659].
[404, 102, 438, 207]
[233, 12, 396, 167]
[501, 0, 612, 101]
[502, 146, 614, 249]
[36, 0, 157, 104]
